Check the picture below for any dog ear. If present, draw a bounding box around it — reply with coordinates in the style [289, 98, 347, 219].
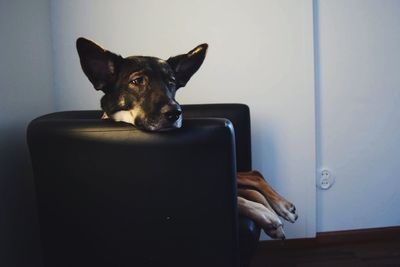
[76, 37, 122, 92]
[167, 43, 208, 88]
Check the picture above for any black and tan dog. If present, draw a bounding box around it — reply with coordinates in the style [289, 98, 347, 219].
[76, 37, 298, 239]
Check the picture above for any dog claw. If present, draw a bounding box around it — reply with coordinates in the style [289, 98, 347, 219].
[273, 221, 283, 229]
[265, 225, 286, 240]
[286, 212, 298, 223]
[289, 205, 296, 213]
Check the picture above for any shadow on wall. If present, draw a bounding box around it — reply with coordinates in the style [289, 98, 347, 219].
[252, 122, 278, 184]
[0, 124, 42, 267]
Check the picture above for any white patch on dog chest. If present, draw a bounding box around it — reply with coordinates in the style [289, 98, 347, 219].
[101, 112, 109, 119]
[110, 108, 142, 125]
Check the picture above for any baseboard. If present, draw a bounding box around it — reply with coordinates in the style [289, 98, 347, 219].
[258, 226, 400, 249]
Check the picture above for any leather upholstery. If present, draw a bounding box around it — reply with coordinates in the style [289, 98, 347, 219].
[183, 104, 252, 172]
[27, 104, 260, 267]
[183, 104, 260, 266]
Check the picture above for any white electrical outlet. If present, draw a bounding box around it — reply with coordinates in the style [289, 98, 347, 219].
[318, 169, 334, 190]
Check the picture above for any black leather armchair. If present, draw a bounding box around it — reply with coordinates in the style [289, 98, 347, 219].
[27, 104, 260, 267]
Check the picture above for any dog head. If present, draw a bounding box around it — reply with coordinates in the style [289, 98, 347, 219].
[76, 38, 207, 131]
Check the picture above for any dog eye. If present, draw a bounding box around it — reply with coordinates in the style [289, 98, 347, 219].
[130, 77, 145, 86]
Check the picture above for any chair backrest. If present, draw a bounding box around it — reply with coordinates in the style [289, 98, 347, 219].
[27, 112, 240, 267]
[183, 104, 252, 172]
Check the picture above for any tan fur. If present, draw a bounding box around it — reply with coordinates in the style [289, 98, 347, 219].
[237, 189, 286, 239]
[101, 112, 109, 119]
[237, 196, 285, 239]
[237, 171, 298, 224]
[238, 188, 271, 211]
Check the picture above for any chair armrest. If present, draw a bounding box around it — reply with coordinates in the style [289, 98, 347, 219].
[183, 104, 252, 172]
[28, 114, 239, 267]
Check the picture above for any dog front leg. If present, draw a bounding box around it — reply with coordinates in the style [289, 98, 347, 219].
[237, 171, 298, 223]
[237, 195, 285, 240]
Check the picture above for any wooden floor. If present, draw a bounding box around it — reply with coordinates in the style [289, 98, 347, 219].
[250, 227, 400, 267]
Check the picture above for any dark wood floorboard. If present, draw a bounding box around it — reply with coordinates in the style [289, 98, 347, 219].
[250, 235, 400, 267]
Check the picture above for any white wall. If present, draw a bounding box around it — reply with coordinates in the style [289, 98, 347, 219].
[51, 0, 317, 239]
[316, 0, 400, 232]
[0, 0, 54, 266]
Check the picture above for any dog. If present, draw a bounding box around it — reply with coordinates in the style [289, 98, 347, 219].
[76, 37, 298, 239]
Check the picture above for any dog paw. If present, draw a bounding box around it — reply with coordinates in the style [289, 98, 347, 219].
[264, 225, 286, 240]
[278, 202, 298, 223]
[257, 207, 283, 231]
[270, 200, 298, 223]
[237, 196, 288, 238]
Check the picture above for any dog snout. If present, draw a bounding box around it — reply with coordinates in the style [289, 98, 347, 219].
[162, 106, 182, 123]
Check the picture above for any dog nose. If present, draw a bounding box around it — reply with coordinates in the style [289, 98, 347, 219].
[163, 107, 182, 123]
